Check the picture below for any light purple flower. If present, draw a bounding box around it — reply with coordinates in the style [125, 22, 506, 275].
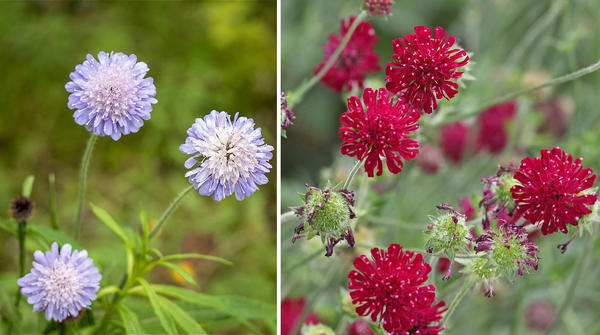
[17, 242, 101, 322]
[180, 111, 273, 201]
[65, 51, 157, 140]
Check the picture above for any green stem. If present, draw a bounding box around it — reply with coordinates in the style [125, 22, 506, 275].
[439, 57, 600, 125]
[73, 134, 97, 241]
[544, 236, 592, 334]
[15, 220, 26, 309]
[148, 185, 193, 240]
[288, 10, 368, 109]
[441, 280, 474, 328]
[49, 173, 58, 230]
[343, 159, 363, 190]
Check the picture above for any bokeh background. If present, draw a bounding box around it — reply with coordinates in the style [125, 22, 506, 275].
[0, 1, 276, 334]
[282, 0, 600, 334]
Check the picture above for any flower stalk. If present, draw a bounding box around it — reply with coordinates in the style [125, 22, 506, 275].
[73, 133, 97, 241]
[149, 185, 194, 240]
[441, 279, 474, 327]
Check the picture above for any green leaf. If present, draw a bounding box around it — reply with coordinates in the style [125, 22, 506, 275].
[158, 261, 198, 287]
[22, 175, 35, 197]
[158, 295, 207, 335]
[90, 203, 132, 249]
[0, 219, 16, 235]
[27, 224, 81, 249]
[162, 253, 232, 266]
[118, 304, 146, 335]
[138, 279, 177, 335]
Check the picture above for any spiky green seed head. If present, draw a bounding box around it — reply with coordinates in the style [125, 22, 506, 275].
[426, 212, 469, 255]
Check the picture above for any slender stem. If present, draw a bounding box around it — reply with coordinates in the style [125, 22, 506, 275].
[288, 11, 368, 109]
[15, 220, 26, 309]
[441, 280, 474, 327]
[439, 57, 600, 125]
[49, 173, 58, 230]
[148, 185, 193, 240]
[544, 236, 592, 334]
[73, 134, 97, 241]
[343, 160, 363, 190]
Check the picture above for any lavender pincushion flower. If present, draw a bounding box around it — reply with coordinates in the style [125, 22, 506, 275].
[17, 242, 101, 322]
[65, 51, 157, 140]
[180, 111, 273, 201]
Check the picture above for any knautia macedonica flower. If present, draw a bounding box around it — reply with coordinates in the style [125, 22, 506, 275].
[511, 147, 597, 235]
[293, 185, 355, 257]
[180, 111, 273, 201]
[347, 319, 376, 335]
[363, 0, 394, 16]
[348, 244, 446, 334]
[282, 298, 320, 335]
[17, 242, 101, 322]
[416, 144, 443, 174]
[385, 26, 469, 114]
[440, 122, 469, 164]
[315, 17, 381, 92]
[66, 51, 157, 140]
[525, 300, 556, 332]
[339, 88, 420, 177]
[476, 101, 517, 154]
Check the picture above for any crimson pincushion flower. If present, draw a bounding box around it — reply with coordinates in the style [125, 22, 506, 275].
[348, 244, 446, 334]
[315, 17, 381, 92]
[476, 101, 517, 154]
[385, 26, 469, 114]
[363, 0, 394, 16]
[511, 147, 597, 235]
[339, 88, 420, 177]
[440, 122, 469, 164]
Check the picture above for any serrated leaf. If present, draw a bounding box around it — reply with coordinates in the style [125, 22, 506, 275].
[22, 175, 35, 197]
[162, 253, 232, 266]
[158, 296, 207, 335]
[138, 279, 177, 335]
[158, 261, 198, 287]
[119, 304, 146, 335]
[90, 203, 132, 249]
[27, 224, 81, 249]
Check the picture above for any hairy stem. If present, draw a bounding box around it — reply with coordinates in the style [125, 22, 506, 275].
[15, 220, 26, 309]
[288, 10, 368, 109]
[441, 280, 474, 328]
[343, 159, 363, 190]
[149, 185, 194, 240]
[73, 134, 97, 241]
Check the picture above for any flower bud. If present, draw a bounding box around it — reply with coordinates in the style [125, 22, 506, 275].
[10, 195, 34, 221]
[301, 323, 335, 335]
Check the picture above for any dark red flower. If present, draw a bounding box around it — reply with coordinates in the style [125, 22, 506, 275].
[416, 144, 443, 174]
[525, 300, 556, 331]
[281, 298, 320, 335]
[440, 122, 468, 164]
[340, 88, 420, 177]
[315, 17, 381, 93]
[347, 319, 376, 335]
[363, 0, 394, 16]
[385, 26, 469, 114]
[436, 257, 451, 274]
[348, 244, 446, 334]
[476, 101, 517, 154]
[511, 148, 597, 235]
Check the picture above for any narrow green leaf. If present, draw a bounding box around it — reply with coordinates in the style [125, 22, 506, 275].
[162, 253, 232, 266]
[158, 261, 198, 287]
[27, 224, 81, 249]
[22, 175, 35, 197]
[138, 279, 177, 335]
[158, 296, 207, 335]
[89, 203, 131, 249]
[118, 304, 146, 335]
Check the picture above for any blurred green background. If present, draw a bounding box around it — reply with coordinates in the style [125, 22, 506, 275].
[282, 0, 600, 334]
[0, 1, 276, 334]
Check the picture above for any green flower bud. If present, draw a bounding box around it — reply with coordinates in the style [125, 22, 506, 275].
[301, 323, 335, 335]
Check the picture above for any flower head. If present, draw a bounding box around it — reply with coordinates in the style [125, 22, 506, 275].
[440, 122, 469, 164]
[340, 88, 420, 177]
[17, 242, 101, 322]
[348, 244, 446, 334]
[525, 300, 556, 331]
[511, 148, 597, 234]
[294, 185, 356, 257]
[347, 319, 376, 335]
[385, 26, 469, 114]
[416, 144, 443, 174]
[315, 17, 381, 92]
[10, 195, 34, 221]
[363, 0, 394, 16]
[180, 111, 273, 201]
[282, 298, 320, 335]
[281, 92, 295, 135]
[66, 51, 157, 140]
[476, 101, 517, 154]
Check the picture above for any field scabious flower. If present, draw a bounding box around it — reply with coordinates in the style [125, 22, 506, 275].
[348, 244, 446, 334]
[315, 17, 381, 92]
[385, 26, 469, 114]
[511, 147, 597, 235]
[340, 88, 420, 177]
[66, 51, 157, 140]
[180, 111, 273, 201]
[17, 243, 101, 322]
